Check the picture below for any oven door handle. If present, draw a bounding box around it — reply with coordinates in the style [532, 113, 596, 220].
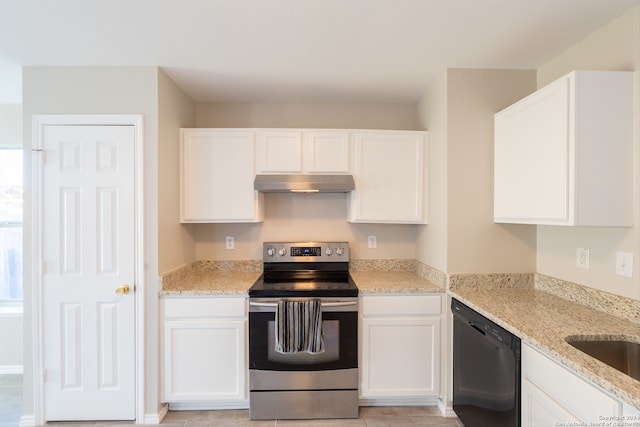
[249, 301, 357, 308]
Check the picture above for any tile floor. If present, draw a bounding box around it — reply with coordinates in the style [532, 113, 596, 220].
[158, 406, 461, 427]
[42, 407, 460, 427]
[1, 375, 460, 427]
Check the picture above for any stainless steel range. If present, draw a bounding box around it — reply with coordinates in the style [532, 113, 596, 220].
[248, 242, 359, 420]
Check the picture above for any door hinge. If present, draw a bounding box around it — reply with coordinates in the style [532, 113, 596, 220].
[32, 147, 45, 164]
[42, 369, 47, 383]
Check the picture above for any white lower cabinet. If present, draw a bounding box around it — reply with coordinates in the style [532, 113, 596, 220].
[522, 343, 622, 426]
[163, 296, 248, 406]
[360, 295, 441, 402]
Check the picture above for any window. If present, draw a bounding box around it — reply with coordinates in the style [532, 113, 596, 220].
[0, 148, 23, 303]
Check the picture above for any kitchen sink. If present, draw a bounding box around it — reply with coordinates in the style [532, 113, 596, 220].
[566, 337, 640, 381]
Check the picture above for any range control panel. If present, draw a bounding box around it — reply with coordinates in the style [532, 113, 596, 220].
[263, 242, 349, 262]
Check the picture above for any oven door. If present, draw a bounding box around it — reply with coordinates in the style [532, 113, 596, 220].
[248, 297, 358, 371]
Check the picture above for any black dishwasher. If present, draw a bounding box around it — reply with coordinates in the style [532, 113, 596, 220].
[451, 298, 521, 427]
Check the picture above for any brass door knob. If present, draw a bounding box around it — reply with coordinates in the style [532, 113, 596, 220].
[115, 284, 131, 295]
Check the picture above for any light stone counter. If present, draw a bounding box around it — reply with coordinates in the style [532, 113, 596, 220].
[350, 271, 442, 294]
[160, 260, 261, 296]
[160, 269, 441, 296]
[450, 284, 640, 411]
[160, 259, 446, 296]
[160, 271, 260, 295]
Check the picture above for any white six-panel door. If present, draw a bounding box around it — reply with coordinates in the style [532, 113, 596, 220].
[40, 125, 136, 421]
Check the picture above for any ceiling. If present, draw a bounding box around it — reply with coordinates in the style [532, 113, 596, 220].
[0, 0, 638, 104]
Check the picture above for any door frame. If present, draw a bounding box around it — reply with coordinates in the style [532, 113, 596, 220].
[30, 115, 145, 425]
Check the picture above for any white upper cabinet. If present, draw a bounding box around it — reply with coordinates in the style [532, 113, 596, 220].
[494, 70, 634, 226]
[349, 131, 427, 224]
[304, 130, 351, 173]
[180, 129, 263, 223]
[255, 129, 351, 174]
[180, 128, 428, 224]
[255, 130, 303, 173]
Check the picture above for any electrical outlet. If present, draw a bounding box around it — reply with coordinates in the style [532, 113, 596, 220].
[368, 235, 377, 249]
[615, 251, 633, 278]
[576, 248, 590, 269]
[225, 236, 235, 250]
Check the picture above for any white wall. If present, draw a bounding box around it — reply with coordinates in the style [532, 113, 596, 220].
[0, 104, 22, 146]
[158, 70, 197, 273]
[192, 194, 420, 261]
[446, 69, 537, 273]
[416, 71, 449, 272]
[21, 66, 163, 418]
[416, 73, 448, 273]
[536, 6, 640, 300]
[196, 102, 417, 130]
[0, 313, 22, 371]
[416, 69, 537, 275]
[0, 104, 23, 371]
[191, 102, 422, 261]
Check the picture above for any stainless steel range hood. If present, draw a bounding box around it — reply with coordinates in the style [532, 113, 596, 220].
[254, 174, 355, 193]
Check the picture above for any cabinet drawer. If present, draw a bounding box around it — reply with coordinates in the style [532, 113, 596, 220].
[164, 297, 247, 318]
[522, 344, 620, 420]
[361, 295, 441, 316]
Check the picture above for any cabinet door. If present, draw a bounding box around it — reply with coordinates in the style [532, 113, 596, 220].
[180, 130, 262, 222]
[304, 131, 351, 173]
[256, 130, 303, 173]
[522, 343, 621, 424]
[522, 377, 581, 427]
[163, 319, 247, 402]
[494, 71, 633, 226]
[360, 316, 439, 398]
[350, 131, 427, 223]
[494, 77, 570, 224]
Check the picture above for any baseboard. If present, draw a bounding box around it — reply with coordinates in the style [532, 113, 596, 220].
[18, 415, 35, 427]
[437, 398, 457, 417]
[144, 404, 169, 424]
[359, 396, 438, 407]
[168, 400, 250, 411]
[17, 408, 169, 426]
[0, 365, 23, 374]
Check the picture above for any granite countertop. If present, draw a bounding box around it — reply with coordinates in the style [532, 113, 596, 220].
[160, 260, 262, 296]
[160, 270, 260, 295]
[350, 270, 442, 294]
[160, 269, 441, 296]
[160, 259, 445, 296]
[450, 287, 640, 411]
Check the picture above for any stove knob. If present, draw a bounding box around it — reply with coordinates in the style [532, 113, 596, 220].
[278, 248, 286, 256]
[336, 247, 344, 256]
[325, 248, 333, 256]
[266, 248, 275, 256]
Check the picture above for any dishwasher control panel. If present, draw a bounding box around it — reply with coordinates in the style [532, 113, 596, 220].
[484, 324, 507, 343]
[451, 298, 517, 348]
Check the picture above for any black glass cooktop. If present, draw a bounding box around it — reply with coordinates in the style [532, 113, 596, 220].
[248, 277, 358, 297]
[248, 262, 358, 297]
